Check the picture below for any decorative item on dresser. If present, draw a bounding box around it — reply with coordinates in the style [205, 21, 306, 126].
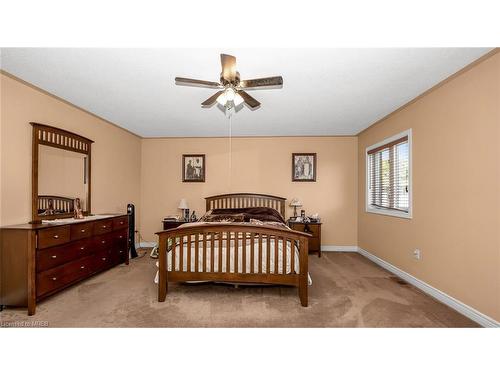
[287, 221, 322, 257]
[0, 214, 129, 315]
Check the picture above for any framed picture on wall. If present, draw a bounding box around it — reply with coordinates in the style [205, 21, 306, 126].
[182, 154, 205, 182]
[292, 153, 316, 182]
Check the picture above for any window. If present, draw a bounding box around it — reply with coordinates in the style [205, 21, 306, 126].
[366, 129, 412, 218]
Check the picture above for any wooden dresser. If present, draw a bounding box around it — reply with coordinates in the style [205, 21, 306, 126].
[0, 214, 129, 315]
[287, 221, 322, 257]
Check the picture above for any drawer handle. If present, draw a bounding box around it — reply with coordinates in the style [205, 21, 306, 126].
[51, 255, 57, 259]
[80, 265, 85, 269]
[102, 225, 107, 229]
[120, 221, 124, 225]
[101, 240, 106, 244]
[119, 250, 123, 253]
[119, 236, 123, 239]
[81, 229, 86, 233]
[53, 235, 59, 239]
[52, 277, 57, 281]
[80, 247, 85, 250]
[102, 257, 107, 261]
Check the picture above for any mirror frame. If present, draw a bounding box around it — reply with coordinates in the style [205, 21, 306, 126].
[30, 122, 94, 223]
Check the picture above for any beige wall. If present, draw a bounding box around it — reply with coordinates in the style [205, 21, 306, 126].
[358, 52, 500, 321]
[140, 137, 358, 244]
[0, 72, 142, 226]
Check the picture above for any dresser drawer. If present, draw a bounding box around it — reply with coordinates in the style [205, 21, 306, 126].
[94, 219, 113, 235]
[290, 223, 320, 235]
[110, 228, 128, 248]
[36, 238, 94, 272]
[38, 226, 70, 249]
[94, 233, 113, 251]
[70, 222, 94, 240]
[109, 247, 127, 265]
[37, 256, 94, 297]
[93, 249, 114, 271]
[113, 216, 128, 230]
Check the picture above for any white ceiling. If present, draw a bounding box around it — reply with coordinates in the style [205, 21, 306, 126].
[0, 48, 492, 137]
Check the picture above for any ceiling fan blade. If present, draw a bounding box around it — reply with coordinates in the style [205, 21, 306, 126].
[175, 77, 221, 88]
[220, 54, 237, 81]
[239, 76, 283, 89]
[238, 90, 261, 109]
[201, 90, 225, 106]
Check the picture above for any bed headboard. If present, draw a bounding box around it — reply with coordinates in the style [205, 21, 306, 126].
[205, 193, 286, 218]
[38, 195, 75, 214]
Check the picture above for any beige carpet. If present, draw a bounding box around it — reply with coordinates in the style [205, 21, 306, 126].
[0, 252, 478, 327]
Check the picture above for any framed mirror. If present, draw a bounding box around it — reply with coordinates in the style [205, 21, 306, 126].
[30, 122, 93, 223]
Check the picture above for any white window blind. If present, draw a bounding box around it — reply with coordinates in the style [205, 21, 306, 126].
[367, 134, 410, 214]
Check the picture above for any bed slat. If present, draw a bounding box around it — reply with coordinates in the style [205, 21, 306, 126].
[195, 233, 200, 272]
[218, 233, 223, 273]
[266, 235, 271, 274]
[179, 236, 184, 271]
[250, 233, 255, 274]
[226, 231, 231, 273]
[187, 234, 192, 272]
[274, 236, 278, 274]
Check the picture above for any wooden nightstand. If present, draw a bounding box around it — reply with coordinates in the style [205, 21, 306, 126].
[162, 220, 188, 231]
[288, 221, 322, 257]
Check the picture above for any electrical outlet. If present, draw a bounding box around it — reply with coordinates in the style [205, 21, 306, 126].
[413, 249, 422, 260]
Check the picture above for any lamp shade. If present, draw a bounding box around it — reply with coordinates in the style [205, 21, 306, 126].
[178, 198, 189, 210]
[290, 198, 302, 207]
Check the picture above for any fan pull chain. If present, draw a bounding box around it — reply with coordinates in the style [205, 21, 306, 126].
[228, 115, 232, 190]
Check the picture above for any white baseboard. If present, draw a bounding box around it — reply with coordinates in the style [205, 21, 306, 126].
[357, 247, 499, 328]
[321, 245, 359, 252]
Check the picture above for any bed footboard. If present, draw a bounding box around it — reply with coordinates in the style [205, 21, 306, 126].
[156, 223, 311, 307]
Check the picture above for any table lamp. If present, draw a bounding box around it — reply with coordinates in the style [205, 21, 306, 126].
[178, 198, 189, 221]
[289, 198, 302, 218]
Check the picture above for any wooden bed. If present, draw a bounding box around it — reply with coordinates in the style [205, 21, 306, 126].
[156, 193, 311, 306]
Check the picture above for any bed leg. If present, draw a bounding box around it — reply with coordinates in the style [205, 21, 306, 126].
[298, 237, 308, 307]
[299, 278, 308, 307]
[158, 236, 168, 302]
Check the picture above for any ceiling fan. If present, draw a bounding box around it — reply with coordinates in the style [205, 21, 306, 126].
[175, 54, 283, 110]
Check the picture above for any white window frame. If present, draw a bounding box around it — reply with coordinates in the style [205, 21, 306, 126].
[365, 128, 412, 219]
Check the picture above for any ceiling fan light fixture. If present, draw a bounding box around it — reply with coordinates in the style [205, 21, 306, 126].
[216, 87, 241, 107]
[216, 92, 227, 106]
[234, 92, 244, 106]
[225, 87, 235, 102]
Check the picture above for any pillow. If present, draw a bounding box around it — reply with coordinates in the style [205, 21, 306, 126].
[249, 218, 264, 225]
[199, 210, 213, 222]
[202, 213, 246, 223]
[208, 207, 285, 224]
